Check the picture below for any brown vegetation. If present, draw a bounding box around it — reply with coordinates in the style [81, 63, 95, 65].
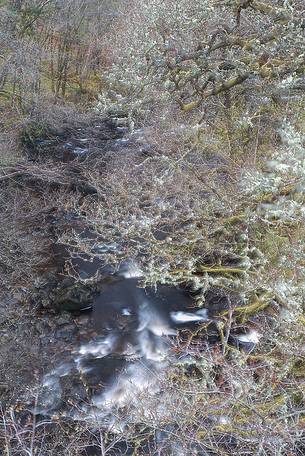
[0, 1, 304, 455]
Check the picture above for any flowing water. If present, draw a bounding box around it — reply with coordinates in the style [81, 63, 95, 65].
[35, 261, 210, 426]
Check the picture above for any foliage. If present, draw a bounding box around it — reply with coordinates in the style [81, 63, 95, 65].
[0, 0, 122, 110]
[97, 0, 304, 119]
[0, 1, 304, 455]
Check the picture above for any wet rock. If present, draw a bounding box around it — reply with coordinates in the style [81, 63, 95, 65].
[42, 316, 58, 331]
[39, 335, 57, 346]
[0, 382, 9, 394]
[35, 320, 51, 335]
[71, 254, 105, 280]
[34, 373, 62, 415]
[29, 344, 40, 356]
[204, 287, 242, 316]
[231, 329, 262, 353]
[55, 312, 73, 326]
[55, 323, 77, 340]
[54, 282, 95, 312]
[22, 116, 123, 163]
[0, 315, 8, 326]
[74, 314, 91, 326]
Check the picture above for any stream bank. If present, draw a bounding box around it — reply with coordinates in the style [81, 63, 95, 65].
[1, 111, 304, 455]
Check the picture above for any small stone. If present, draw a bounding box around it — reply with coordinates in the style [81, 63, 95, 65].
[55, 324, 77, 339]
[56, 313, 72, 326]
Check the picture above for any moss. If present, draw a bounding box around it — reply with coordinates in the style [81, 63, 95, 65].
[221, 214, 246, 226]
[197, 266, 247, 275]
[290, 359, 305, 378]
[20, 122, 49, 148]
[217, 294, 272, 318]
[181, 100, 200, 111]
[261, 232, 290, 265]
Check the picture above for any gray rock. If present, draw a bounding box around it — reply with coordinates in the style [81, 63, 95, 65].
[34, 374, 62, 415]
[55, 313, 72, 326]
[55, 324, 77, 340]
[54, 282, 94, 312]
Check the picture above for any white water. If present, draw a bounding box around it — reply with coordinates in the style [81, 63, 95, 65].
[35, 262, 212, 421]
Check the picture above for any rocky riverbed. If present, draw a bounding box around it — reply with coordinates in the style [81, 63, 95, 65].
[1, 113, 304, 456]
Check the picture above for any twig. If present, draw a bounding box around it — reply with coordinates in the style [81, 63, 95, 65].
[222, 300, 233, 355]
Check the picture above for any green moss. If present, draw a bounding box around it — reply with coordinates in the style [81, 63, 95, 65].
[20, 122, 49, 149]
